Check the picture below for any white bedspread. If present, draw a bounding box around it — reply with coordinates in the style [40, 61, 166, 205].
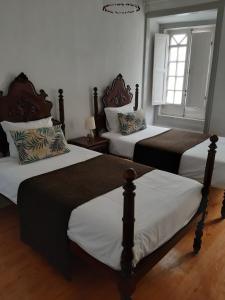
[101, 125, 169, 158]
[179, 138, 225, 189]
[0, 145, 202, 270]
[102, 127, 225, 189]
[0, 145, 100, 204]
[68, 170, 201, 270]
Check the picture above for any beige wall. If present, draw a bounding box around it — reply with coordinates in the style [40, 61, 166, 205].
[0, 0, 145, 138]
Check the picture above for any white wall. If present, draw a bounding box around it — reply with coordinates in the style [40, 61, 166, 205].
[0, 0, 145, 139]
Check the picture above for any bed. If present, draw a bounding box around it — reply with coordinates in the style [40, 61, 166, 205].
[0, 73, 218, 300]
[94, 74, 225, 219]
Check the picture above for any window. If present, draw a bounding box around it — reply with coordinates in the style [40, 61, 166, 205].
[166, 32, 189, 105]
[152, 25, 215, 121]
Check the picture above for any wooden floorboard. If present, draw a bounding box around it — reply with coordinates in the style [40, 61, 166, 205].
[0, 188, 224, 300]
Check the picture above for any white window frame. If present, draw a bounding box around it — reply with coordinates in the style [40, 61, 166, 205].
[159, 25, 215, 120]
[164, 28, 192, 107]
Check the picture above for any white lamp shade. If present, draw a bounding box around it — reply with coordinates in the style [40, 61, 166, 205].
[85, 116, 96, 130]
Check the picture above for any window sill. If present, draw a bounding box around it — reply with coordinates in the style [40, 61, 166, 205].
[158, 113, 205, 123]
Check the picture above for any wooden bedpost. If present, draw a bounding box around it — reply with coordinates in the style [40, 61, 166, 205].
[58, 89, 65, 135]
[93, 87, 98, 116]
[134, 84, 139, 111]
[193, 135, 218, 254]
[221, 191, 225, 219]
[119, 168, 137, 300]
[93, 87, 99, 137]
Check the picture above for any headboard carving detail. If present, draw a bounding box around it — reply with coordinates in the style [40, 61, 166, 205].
[93, 74, 139, 136]
[102, 74, 133, 108]
[0, 73, 64, 156]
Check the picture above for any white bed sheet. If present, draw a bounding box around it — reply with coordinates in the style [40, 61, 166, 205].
[0, 145, 202, 270]
[102, 127, 225, 189]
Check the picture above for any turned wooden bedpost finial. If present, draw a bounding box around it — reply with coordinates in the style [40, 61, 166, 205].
[193, 134, 218, 254]
[119, 168, 137, 300]
[134, 84, 139, 111]
[93, 87, 99, 136]
[93, 87, 98, 116]
[58, 89, 65, 135]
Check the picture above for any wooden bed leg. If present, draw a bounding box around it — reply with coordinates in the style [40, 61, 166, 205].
[193, 210, 206, 254]
[221, 190, 225, 219]
[193, 135, 218, 254]
[118, 169, 137, 300]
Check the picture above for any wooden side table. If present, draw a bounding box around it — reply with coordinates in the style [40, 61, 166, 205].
[68, 136, 109, 154]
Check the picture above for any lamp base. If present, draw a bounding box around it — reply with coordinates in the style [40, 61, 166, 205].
[87, 130, 95, 144]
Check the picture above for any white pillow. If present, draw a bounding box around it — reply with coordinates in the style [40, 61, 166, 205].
[104, 103, 134, 132]
[1, 116, 53, 158]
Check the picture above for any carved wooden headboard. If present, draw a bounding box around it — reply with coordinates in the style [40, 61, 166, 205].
[0, 73, 65, 156]
[93, 74, 139, 136]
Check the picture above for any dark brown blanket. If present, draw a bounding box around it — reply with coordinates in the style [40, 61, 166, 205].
[17, 155, 151, 278]
[134, 129, 208, 174]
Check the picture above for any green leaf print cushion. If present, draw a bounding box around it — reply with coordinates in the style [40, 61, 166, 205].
[10, 125, 70, 164]
[118, 110, 147, 135]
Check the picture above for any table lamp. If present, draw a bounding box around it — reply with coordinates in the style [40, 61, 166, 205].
[85, 116, 96, 142]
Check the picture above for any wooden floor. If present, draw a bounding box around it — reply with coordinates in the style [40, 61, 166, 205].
[0, 189, 225, 300]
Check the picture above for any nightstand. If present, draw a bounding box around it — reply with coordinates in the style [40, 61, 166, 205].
[68, 136, 109, 153]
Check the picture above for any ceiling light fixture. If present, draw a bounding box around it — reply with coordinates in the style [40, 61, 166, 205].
[103, 0, 141, 14]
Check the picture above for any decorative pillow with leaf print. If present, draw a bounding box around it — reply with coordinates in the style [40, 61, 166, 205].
[118, 110, 147, 135]
[10, 125, 70, 164]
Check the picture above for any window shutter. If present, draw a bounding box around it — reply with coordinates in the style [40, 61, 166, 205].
[152, 33, 169, 105]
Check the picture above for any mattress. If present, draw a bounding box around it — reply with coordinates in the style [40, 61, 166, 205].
[0, 145, 202, 270]
[102, 127, 225, 189]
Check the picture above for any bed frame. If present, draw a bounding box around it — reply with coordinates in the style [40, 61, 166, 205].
[93, 74, 225, 220]
[0, 73, 218, 299]
[71, 135, 217, 299]
[0, 72, 65, 156]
